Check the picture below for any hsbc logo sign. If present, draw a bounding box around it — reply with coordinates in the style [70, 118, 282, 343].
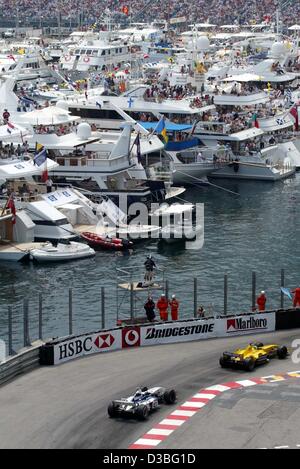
[94, 334, 115, 349]
[122, 327, 141, 348]
[54, 330, 121, 364]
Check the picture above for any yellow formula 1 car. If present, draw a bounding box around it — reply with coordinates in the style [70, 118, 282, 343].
[219, 342, 288, 371]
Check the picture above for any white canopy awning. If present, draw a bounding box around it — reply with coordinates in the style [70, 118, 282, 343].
[223, 73, 263, 82]
[229, 127, 264, 141]
[0, 158, 58, 179]
[0, 122, 30, 141]
[14, 107, 80, 126]
[288, 24, 300, 31]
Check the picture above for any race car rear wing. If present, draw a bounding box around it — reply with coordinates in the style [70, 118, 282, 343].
[223, 352, 241, 358]
[113, 399, 135, 407]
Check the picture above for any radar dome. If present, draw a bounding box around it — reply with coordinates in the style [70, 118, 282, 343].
[56, 100, 69, 111]
[271, 41, 286, 58]
[77, 122, 91, 139]
[196, 36, 210, 51]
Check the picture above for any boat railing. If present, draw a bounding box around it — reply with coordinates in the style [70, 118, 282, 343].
[147, 165, 173, 181]
[196, 121, 228, 134]
[177, 146, 232, 164]
[56, 152, 129, 166]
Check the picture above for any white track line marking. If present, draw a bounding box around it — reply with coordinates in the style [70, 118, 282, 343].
[134, 438, 161, 446]
[159, 418, 186, 426]
[235, 380, 258, 387]
[181, 401, 207, 408]
[193, 393, 217, 399]
[205, 384, 231, 392]
[274, 445, 289, 449]
[146, 429, 174, 436]
[171, 409, 197, 417]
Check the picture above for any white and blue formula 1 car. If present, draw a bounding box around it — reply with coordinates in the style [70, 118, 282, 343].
[107, 386, 177, 420]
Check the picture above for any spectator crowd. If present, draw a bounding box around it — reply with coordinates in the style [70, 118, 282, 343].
[0, 0, 299, 29]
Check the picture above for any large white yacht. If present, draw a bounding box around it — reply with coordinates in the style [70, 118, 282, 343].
[59, 31, 140, 73]
[53, 84, 218, 183]
[0, 41, 54, 82]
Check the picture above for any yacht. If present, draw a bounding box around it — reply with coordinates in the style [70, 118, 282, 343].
[0, 205, 44, 262]
[40, 187, 161, 241]
[0, 44, 54, 82]
[59, 31, 139, 73]
[54, 85, 217, 183]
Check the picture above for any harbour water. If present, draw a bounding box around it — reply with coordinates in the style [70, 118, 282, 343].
[1, 175, 300, 349]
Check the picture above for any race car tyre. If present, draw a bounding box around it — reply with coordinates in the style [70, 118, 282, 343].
[107, 402, 118, 418]
[136, 405, 149, 420]
[277, 345, 288, 359]
[164, 389, 177, 404]
[244, 358, 255, 371]
[219, 356, 229, 368]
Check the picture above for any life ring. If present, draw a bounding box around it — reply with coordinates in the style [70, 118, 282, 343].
[64, 55, 71, 62]
[83, 56, 90, 63]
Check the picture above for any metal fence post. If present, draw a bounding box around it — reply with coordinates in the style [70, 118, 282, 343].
[101, 287, 105, 329]
[130, 283, 134, 321]
[252, 271, 256, 311]
[39, 293, 43, 340]
[280, 269, 285, 309]
[224, 274, 228, 315]
[194, 278, 198, 318]
[69, 288, 73, 335]
[165, 280, 169, 300]
[8, 306, 13, 356]
[23, 299, 30, 347]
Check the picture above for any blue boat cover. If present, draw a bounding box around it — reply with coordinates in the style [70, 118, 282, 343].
[138, 121, 192, 132]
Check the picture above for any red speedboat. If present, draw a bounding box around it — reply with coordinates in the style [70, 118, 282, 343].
[81, 232, 133, 251]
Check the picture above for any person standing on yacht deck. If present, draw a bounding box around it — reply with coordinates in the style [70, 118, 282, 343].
[196, 151, 203, 162]
[2, 109, 10, 124]
[46, 178, 53, 193]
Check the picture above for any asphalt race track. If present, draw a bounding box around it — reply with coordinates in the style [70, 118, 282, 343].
[0, 329, 300, 449]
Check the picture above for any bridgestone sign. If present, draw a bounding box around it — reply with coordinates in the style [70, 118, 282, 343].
[141, 320, 216, 345]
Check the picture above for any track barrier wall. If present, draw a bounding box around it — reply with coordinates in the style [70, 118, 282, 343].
[0, 308, 299, 384]
[0, 342, 42, 387]
[40, 311, 276, 365]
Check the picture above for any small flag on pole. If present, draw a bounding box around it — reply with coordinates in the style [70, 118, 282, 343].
[133, 132, 142, 163]
[34, 144, 47, 167]
[7, 196, 16, 224]
[153, 117, 168, 143]
[281, 287, 293, 301]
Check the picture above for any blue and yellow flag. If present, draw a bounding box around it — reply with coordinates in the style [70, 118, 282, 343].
[154, 117, 168, 143]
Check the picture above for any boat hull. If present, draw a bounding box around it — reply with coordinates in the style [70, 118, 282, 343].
[81, 232, 133, 251]
[30, 242, 95, 263]
[209, 163, 296, 181]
